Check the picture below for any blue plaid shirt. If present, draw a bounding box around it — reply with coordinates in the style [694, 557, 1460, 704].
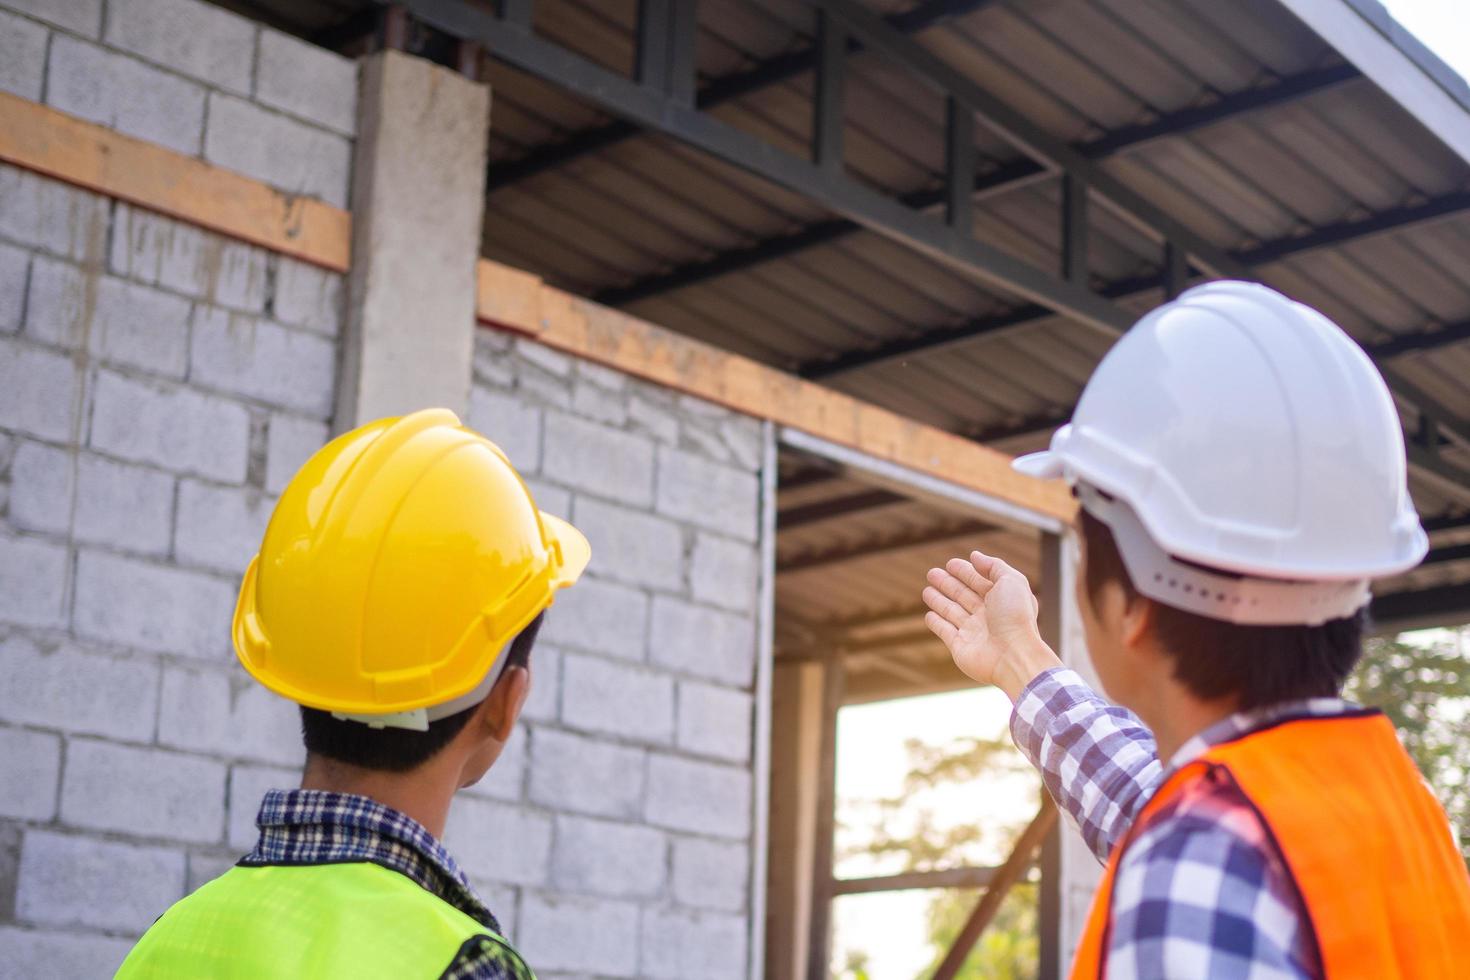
[245, 789, 532, 979]
[1011, 667, 1349, 978]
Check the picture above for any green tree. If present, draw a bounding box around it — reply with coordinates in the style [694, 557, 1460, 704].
[1346, 627, 1470, 870]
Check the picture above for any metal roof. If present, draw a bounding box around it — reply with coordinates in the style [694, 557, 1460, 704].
[220, 0, 1470, 683]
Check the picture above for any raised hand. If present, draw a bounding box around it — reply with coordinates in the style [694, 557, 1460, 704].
[922, 550, 1061, 701]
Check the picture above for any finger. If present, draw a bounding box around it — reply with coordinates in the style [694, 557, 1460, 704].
[924, 610, 958, 646]
[921, 584, 968, 627]
[947, 557, 994, 598]
[972, 549, 1026, 588]
[928, 566, 980, 613]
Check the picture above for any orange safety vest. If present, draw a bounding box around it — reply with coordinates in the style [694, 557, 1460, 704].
[1071, 711, 1470, 978]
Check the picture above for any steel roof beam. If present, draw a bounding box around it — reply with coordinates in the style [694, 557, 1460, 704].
[1369, 582, 1470, 632]
[596, 64, 1359, 306]
[484, 0, 1002, 192]
[972, 317, 1470, 444]
[802, 189, 1470, 379]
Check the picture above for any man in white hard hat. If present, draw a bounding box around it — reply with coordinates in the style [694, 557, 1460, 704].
[922, 281, 1470, 977]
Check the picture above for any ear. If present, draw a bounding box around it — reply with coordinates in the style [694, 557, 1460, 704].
[480, 666, 530, 743]
[1120, 592, 1155, 650]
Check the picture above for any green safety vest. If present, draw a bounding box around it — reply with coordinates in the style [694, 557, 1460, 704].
[115, 861, 530, 979]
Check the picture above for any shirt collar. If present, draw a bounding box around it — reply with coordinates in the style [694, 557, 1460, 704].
[249, 788, 500, 933]
[1166, 696, 1360, 773]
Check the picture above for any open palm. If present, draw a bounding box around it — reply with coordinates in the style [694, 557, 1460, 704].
[922, 550, 1043, 688]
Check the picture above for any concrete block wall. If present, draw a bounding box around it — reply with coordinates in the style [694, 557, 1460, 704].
[453, 331, 767, 979]
[0, 36, 349, 959]
[0, 0, 357, 208]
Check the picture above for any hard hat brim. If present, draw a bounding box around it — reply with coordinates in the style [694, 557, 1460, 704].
[1013, 450, 1064, 480]
[542, 511, 591, 587]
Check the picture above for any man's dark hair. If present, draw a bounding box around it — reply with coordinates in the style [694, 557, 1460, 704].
[1078, 508, 1362, 711]
[301, 613, 545, 772]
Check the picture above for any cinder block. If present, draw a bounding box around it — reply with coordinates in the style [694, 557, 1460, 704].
[649, 596, 756, 688]
[720, 415, 764, 470]
[272, 257, 343, 336]
[73, 453, 174, 555]
[629, 391, 680, 444]
[571, 378, 628, 426]
[0, 727, 61, 820]
[73, 549, 235, 658]
[8, 440, 74, 536]
[639, 908, 747, 980]
[0, 634, 159, 741]
[16, 830, 184, 933]
[551, 815, 666, 899]
[519, 644, 561, 723]
[175, 479, 273, 572]
[462, 722, 526, 803]
[544, 412, 654, 507]
[676, 681, 752, 764]
[61, 738, 226, 844]
[0, 243, 26, 333]
[0, 927, 133, 978]
[3, 0, 102, 36]
[689, 532, 759, 613]
[646, 754, 751, 840]
[472, 333, 515, 388]
[187, 854, 237, 893]
[517, 893, 639, 977]
[528, 727, 645, 821]
[560, 653, 673, 745]
[524, 477, 571, 520]
[204, 94, 352, 208]
[539, 577, 648, 662]
[25, 259, 191, 377]
[514, 338, 573, 378]
[104, 0, 254, 94]
[442, 796, 552, 887]
[0, 337, 80, 442]
[110, 204, 268, 311]
[227, 764, 296, 850]
[656, 446, 760, 542]
[468, 386, 543, 473]
[264, 413, 327, 494]
[0, 534, 68, 629]
[46, 35, 206, 156]
[255, 29, 357, 135]
[0, 10, 46, 101]
[0, 165, 109, 263]
[570, 497, 684, 592]
[157, 664, 303, 767]
[90, 369, 251, 482]
[672, 836, 749, 912]
[190, 307, 336, 417]
[552, 811, 667, 905]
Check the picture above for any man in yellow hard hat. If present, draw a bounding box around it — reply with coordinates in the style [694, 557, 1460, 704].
[117, 408, 590, 979]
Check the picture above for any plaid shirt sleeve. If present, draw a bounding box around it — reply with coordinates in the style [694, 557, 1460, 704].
[439, 936, 537, 980]
[1010, 666, 1164, 862]
[1010, 668, 1316, 979]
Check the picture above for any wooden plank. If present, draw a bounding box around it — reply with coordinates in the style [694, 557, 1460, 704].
[475, 258, 1077, 524]
[933, 797, 1060, 980]
[0, 92, 351, 272]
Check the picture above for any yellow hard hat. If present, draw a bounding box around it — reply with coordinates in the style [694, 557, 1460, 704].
[232, 408, 590, 717]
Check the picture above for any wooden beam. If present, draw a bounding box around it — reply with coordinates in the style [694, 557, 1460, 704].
[834, 863, 1016, 896]
[807, 651, 845, 980]
[475, 259, 1077, 525]
[0, 92, 350, 272]
[777, 519, 995, 573]
[778, 488, 908, 530]
[933, 798, 1059, 980]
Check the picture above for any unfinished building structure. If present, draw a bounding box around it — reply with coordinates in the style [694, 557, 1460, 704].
[0, 0, 1467, 976]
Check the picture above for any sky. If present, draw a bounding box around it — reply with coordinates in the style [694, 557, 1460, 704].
[826, 10, 1470, 974]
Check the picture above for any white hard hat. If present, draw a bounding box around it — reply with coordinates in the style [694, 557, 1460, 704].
[1016, 280, 1427, 625]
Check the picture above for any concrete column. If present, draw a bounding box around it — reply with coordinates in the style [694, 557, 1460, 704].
[336, 50, 490, 428]
[765, 658, 825, 980]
